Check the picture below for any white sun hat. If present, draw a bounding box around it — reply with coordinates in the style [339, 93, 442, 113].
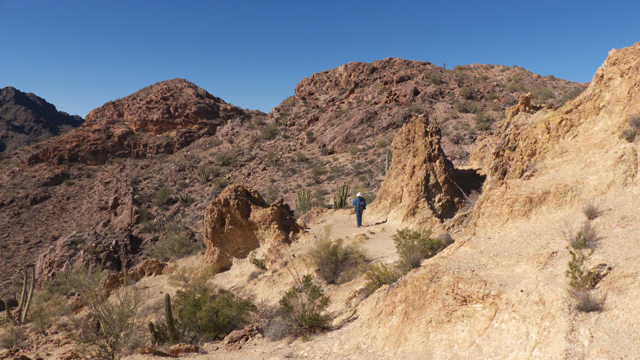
[356, 192, 363, 197]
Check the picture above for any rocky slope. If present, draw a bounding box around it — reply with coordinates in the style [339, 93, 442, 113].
[0, 87, 83, 153]
[0, 62, 583, 300]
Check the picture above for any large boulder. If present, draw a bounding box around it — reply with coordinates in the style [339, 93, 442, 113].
[369, 115, 465, 226]
[201, 185, 302, 273]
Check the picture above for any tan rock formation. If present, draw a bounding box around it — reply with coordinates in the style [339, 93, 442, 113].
[368, 115, 465, 226]
[201, 185, 302, 273]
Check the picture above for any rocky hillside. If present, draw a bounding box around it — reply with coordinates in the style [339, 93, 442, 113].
[0, 63, 583, 292]
[0, 87, 83, 153]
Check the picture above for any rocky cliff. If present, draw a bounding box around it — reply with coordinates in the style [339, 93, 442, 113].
[369, 115, 467, 226]
[0, 86, 83, 152]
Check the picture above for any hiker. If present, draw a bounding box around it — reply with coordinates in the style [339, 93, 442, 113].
[352, 192, 367, 227]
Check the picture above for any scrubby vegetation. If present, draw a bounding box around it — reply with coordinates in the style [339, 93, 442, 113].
[308, 227, 366, 284]
[565, 218, 605, 312]
[279, 274, 331, 337]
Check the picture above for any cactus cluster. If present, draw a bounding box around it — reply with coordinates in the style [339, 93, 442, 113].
[295, 188, 312, 215]
[5, 267, 35, 325]
[148, 293, 180, 344]
[333, 183, 350, 209]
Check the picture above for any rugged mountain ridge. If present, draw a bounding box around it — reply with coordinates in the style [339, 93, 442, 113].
[0, 62, 584, 296]
[0, 86, 83, 153]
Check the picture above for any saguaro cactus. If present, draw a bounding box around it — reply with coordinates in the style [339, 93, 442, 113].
[6, 267, 35, 324]
[165, 293, 179, 344]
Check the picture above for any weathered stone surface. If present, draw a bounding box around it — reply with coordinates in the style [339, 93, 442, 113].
[35, 230, 144, 287]
[369, 115, 465, 226]
[102, 259, 167, 294]
[202, 185, 302, 273]
[168, 343, 199, 356]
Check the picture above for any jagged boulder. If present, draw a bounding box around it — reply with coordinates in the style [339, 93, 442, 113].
[201, 185, 302, 273]
[369, 115, 465, 226]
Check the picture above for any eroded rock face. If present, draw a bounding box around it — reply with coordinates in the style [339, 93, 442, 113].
[369, 115, 465, 226]
[201, 185, 301, 273]
[26, 79, 252, 165]
[35, 230, 144, 287]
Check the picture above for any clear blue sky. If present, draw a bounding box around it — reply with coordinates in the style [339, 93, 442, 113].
[1, 0, 638, 117]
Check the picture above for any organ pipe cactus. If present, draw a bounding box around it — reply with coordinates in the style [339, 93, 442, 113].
[333, 183, 350, 209]
[6, 267, 35, 324]
[165, 293, 179, 344]
[385, 150, 392, 174]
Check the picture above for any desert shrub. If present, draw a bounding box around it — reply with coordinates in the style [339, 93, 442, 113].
[198, 163, 211, 183]
[259, 124, 278, 140]
[0, 324, 26, 350]
[393, 228, 446, 270]
[582, 202, 601, 220]
[548, 75, 556, 81]
[621, 115, 640, 142]
[305, 130, 315, 143]
[215, 151, 236, 166]
[145, 226, 201, 261]
[533, 87, 555, 101]
[559, 87, 584, 105]
[279, 274, 331, 336]
[295, 152, 309, 162]
[308, 229, 366, 284]
[363, 263, 402, 296]
[177, 192, 195, 208]
[569, 289, 603, 313]
[565, 224, 600, 290]
[65, 267, 145, 360]
[566, 222, 600, 250]
[622, 129, 637, 142]
[474, 111, 493, 131]
[173, 286, 256, 342]
[155, 188, 176, 209]
[347, 145, 361, 155]
[30, 289, 69, 335]
[249, 250, 267, 270]
[507, 83, 527, 93]
[427, 72, 442, 85]
[311, 164, 328, 184]
[460, 86, 477, 100]
[484, 92, 497, 101]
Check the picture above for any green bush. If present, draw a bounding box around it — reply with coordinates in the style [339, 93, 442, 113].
[427, 72, 442, 85]
[309, 232, 366, 284]
[155, 188, 176, 209]
[216, 151, 237, 166]
[559, 87, 584, 105]
[393, 228, 446, 270]
[533, 87, 555, 101]
[279, 275, 331, 336]
[295, 152, 309, 162]
[259, 124, 278, 140]
[174, 286, 256, 341]
[249, 250, 267, 270]
[460, 86, 477, 100]
[621, 115, 640, 142]
[363, 263, 402, 296]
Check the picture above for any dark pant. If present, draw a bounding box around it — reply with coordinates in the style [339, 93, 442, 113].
[356, 210, 363, 227]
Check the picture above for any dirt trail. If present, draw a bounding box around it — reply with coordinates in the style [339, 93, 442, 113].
[305, 209, 402, 264]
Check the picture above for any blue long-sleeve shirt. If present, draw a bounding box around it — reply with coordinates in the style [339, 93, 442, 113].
[352, 196, 366, 212]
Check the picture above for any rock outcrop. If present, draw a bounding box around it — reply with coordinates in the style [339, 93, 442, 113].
[84, 79, 242, 134]
[369, 115, 465, 226]
[35, 230, 144, 287]
[0, 86, 83, 152]
[25, 79, 254, 165]
[201, 185, 302, 273]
